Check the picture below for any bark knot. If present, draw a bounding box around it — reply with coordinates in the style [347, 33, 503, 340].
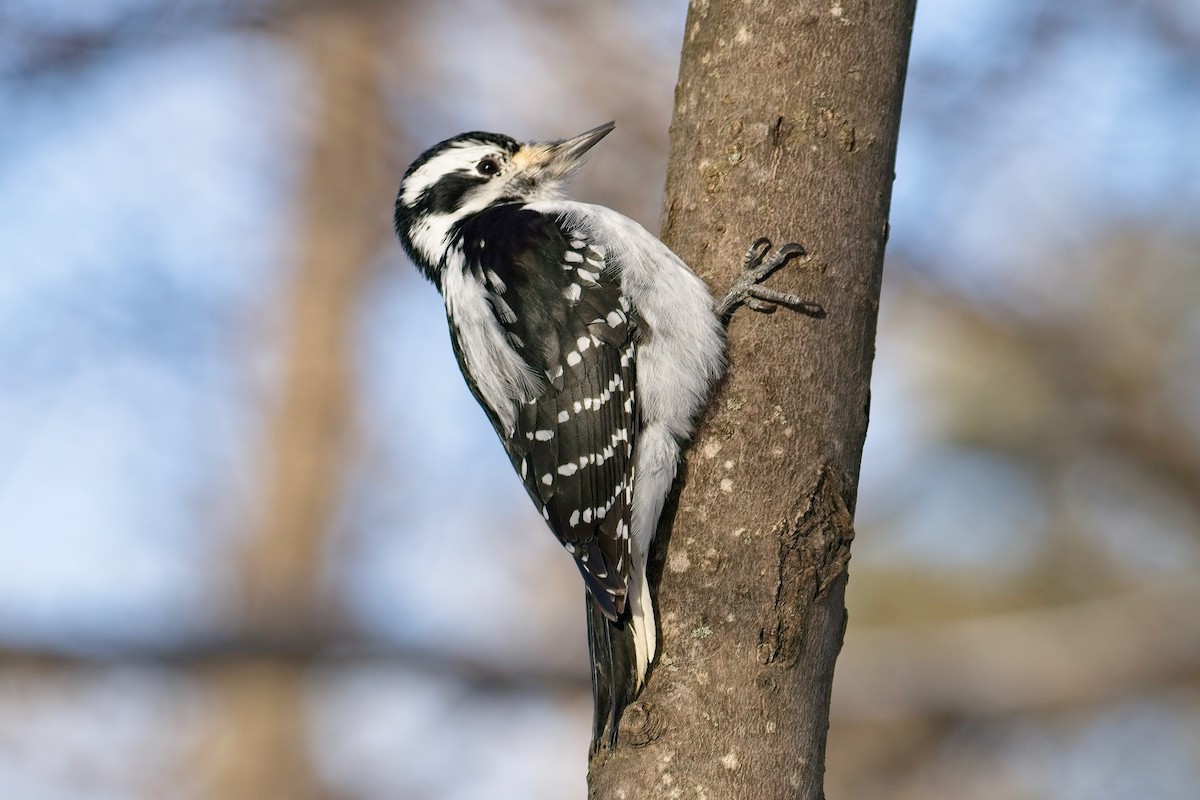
[620, 700, 665, 747]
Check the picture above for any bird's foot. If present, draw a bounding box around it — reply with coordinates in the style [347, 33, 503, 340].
[714, 237, 823, 324]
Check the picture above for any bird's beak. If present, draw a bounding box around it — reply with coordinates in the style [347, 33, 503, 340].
[517, 122, 616, 180]
[546, 121, 616, 163]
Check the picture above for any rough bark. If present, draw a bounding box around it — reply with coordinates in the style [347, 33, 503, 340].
[588, 2, 915, 798]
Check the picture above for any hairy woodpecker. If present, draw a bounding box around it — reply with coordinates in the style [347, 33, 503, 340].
[393, 122, 814, 750]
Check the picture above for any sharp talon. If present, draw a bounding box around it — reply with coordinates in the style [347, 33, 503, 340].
[746, 298, 776, 314]
[743, 237, 772, 270]
[775, 243, 805, 260]
[755, 243, 806, 279]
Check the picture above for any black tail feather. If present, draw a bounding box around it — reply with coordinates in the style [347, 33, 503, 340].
[585, 592, 637, 753]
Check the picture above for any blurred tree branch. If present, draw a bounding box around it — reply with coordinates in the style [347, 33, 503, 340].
[0, 0, 394, 80]
[202, 7, 394, 798]
[835, 576, 1200, 720]
[7, 575, 1197, 716]
[897, 268, 1200, 520]
[241, 6, 394, 625]
[0, 636, 590, 695]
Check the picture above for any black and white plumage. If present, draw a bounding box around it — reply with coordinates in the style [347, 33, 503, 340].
[393, 122, 728, 749]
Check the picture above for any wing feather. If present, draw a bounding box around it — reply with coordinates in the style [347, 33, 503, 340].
[457, 206, 639, 619]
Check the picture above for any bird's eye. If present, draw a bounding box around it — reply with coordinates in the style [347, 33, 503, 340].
[476, 158, 500, 176]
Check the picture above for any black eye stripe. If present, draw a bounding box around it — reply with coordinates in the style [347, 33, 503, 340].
[420, 172, 488, 214]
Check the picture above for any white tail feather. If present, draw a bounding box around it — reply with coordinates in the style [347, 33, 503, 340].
[628, 562, 656, 688]
[627, 423, 678, 689]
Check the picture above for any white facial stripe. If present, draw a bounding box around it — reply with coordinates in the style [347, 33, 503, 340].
[400, 143, 505, 206]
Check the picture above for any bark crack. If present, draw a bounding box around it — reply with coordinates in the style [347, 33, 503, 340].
[758, 465, 856, 665]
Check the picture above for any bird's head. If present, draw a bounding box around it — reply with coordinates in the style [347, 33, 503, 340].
[394, 122, 615, 282]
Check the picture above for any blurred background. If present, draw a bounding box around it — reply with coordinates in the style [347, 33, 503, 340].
[1, 0, 1199, 798]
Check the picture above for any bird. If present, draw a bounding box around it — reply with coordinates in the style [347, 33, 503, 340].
[393, 121, 815, 750]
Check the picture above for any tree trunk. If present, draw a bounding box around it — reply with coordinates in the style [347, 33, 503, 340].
[588, 2, 915, 798]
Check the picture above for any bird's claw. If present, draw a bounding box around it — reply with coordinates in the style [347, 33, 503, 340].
[716, 237, 823, 323]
